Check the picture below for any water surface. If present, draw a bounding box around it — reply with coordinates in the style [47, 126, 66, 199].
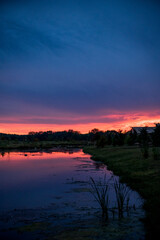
[0, 149, 145, 240]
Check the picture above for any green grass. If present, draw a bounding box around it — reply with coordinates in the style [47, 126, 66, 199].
[83, 146, 160, 239]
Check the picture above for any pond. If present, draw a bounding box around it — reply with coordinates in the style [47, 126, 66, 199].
[0, 148, 145, 240]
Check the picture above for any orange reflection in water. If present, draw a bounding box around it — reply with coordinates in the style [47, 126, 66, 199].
[0, 149, 91, 191]
[0, 149, 87, 161]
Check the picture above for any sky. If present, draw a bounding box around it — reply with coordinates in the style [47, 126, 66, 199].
[0, 0, 160, 134]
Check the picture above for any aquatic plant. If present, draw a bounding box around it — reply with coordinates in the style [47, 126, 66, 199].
[113, 177, 131, 218]
[89, 174, 139, 221]
[89, 176, 110, 219]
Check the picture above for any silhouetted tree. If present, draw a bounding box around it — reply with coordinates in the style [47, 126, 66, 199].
[139, 128, 149, 159]
[91, 128, 99, 134]
[112, 130, 125, 146]
[96, 135, 107, 148]
[118, 130, 125, 146]
[152, 124, 160, 147]
[127, 129, 137, 146]
[89, 129, 101, 143]
[106, 132, 112, 145]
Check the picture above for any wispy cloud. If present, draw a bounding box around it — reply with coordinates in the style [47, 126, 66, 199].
[0, 0, 160, 132]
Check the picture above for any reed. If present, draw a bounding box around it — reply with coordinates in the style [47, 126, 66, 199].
[113, 177, 131, 218]
[89, 175, 110, 219]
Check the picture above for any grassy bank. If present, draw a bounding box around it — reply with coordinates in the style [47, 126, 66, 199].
[0, 140, 89, 150]
[84, 146, 160, 239]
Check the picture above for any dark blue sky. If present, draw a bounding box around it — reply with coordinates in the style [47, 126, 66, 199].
[0, 0, 160, 133]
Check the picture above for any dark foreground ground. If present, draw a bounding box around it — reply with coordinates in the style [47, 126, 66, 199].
[84, 146, 160, 240]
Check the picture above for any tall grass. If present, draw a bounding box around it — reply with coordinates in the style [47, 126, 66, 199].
[113, 177, 131, 218]
[89, 175, 134, 220]
[89, 175, 110, 219]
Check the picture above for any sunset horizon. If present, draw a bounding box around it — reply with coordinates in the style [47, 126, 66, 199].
[1, 112, 160, 134]
[1, 0, 160, 136]
[1, 1, 160, 239]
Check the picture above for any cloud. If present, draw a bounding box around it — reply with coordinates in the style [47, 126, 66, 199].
[0, 0, 160, 132]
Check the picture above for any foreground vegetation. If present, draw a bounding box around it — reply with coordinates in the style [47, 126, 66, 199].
[84, 146, 160, 239]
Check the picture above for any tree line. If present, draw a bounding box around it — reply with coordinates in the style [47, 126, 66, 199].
[0, 124, 160, 150]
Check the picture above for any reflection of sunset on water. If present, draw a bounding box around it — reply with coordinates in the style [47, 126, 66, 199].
[0, 147, 145, 240]
[0, 149, 88, 161]
[0, 149, 91, 195]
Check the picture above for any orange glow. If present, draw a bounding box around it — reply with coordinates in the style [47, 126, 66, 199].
[0, 111, 160, 134]
[0, 149, 87, 161]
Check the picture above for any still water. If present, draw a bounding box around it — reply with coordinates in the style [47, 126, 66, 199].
[0, 149, 145, 240]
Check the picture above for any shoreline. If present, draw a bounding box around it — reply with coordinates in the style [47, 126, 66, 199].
[83, 146, 160, 240]
[1, 144, 159, 239]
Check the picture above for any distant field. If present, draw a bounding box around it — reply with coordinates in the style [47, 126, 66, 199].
[84, 146, 160, 239]
[0, 140, 89, 150]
